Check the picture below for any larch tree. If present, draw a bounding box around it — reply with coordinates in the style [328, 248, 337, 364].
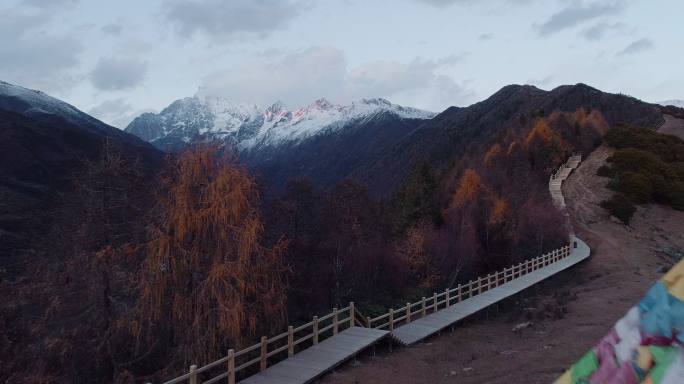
[133, 145, 288, 368]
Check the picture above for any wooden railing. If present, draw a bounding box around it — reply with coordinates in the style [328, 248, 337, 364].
[367, 245, 572, 330]
[551, 153, 582, 181]
[157, 244, 572, 384]
[160, 304, 364, 384]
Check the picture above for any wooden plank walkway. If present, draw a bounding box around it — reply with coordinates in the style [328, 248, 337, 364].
[391, 236, 590, 345]
[239, 327, 388, 384]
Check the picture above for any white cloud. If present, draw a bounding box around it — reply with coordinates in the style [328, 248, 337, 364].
[199, 47, 473, 111]
[415, 0, 473, 6]
[581, 21, 632, 40]
[88, 98, 155, 128]
[617, 38, 654, 56]
[90, 57, 148, 90]
[537, 1, 627, 36]
[162, 0, 306, 40]
[101, 23, 123, 36]
[0, 4, 83, 91]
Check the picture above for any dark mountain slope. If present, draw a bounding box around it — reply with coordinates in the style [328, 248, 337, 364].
[0, 81, 162, 261]
[356, 84, 663, 195]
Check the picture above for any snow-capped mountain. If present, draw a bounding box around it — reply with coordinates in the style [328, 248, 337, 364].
[125, 96, 435, 151]
[0, 80, 125, 138]
[0, 80, 154, 149]
[658, 99, 684, 108]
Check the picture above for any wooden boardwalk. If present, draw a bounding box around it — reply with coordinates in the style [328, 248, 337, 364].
[550, 155, 581, 209]
[391, 236, 590, 345]
[240, 327, 388, 384]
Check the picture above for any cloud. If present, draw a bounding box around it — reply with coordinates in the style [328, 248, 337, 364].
[537, 1, 626, 36]
[415, 0, 473, 6]
[162, 0, 305, 40]
[617, 38, 654, 56]
[525, 75, 555, 87]
[21, 0, 79, 10]
[88, 98, 132, 127]
[101, 23, 122, 36]
[199, 47, 474, 111]
[0, 4, 83, 91]
[478, 33, 493, 41]
[415, 0, 533, 7]
[581, 21, 631, 40]
[88, 98, 156, 128]
[90, 57, 148, 90]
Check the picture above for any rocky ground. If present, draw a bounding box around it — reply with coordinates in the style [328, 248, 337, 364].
[319, 146, 684, 384]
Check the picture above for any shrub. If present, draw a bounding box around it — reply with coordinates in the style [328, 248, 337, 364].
[648, 174, 669, 204]
[617, 172, 653, 203]
[673, 162, 684, 180]
[668, 182, 684, 211]
[601, 193, 636, 224]
[596, 165, 614, 177]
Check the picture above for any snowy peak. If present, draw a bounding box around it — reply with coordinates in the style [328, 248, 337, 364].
[0, 80, 130, 139]
[125, 96, 436, 151]
[1, 80, 88, 123]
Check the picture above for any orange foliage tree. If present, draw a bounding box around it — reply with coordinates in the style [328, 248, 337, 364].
[524, 118, 566, 170]
[450, 168, 483, 209]
[133, 145, 288, 368]
[483, 143, 503, 168]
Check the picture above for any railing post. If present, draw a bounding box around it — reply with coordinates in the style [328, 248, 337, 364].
[332, 307, 338, 335]
[406, 302, 411, 323]
[227, 349, 235, 384]
[445, 288, 450, 306]
[389, 308, 394, 331]
[457, 284, 462, 302]
[313, 316, 319, 345]
[189, 365, 198, 384]
[433, 292, 437, 311]
[349, 302, 355, 327]
[260, 336, 268, 371]
[367, 316, 371, 328]
[288, 326, 294, 357]
[421, 297, 426, 317]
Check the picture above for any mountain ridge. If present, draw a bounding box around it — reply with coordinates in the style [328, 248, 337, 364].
[125, 95, 436, 151]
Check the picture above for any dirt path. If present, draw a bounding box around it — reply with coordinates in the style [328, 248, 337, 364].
[320, 148, 684, 384]
[658, 114, 684, 140]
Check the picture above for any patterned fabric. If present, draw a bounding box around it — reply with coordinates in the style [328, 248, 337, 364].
[555, 260, 684, 384]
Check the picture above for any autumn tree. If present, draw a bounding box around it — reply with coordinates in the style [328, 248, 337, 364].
[450, 168, 483, 209]
[524, 118, 566, 171]
[133, 145, 288, 370]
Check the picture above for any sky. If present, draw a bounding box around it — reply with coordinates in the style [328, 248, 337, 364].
[2, 0, 682, 128]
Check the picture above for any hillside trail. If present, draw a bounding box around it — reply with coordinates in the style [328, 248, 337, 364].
[320, 146, 684, 384]
[658, 114, 684, 140]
